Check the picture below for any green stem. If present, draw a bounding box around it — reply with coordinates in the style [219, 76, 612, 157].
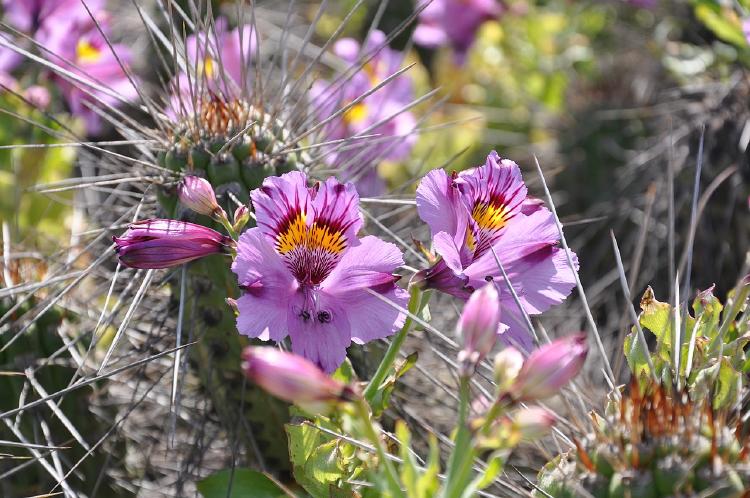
[216, 211, 239, 240]
[363, 286, 426, 402]
[442, 377, 474, 498]
[355, 397, 406, 498]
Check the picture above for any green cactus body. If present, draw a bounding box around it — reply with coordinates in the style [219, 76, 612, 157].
[535, 381, 750, 498]
[157, 97, 309, 199]
[179, 254, 292, 474]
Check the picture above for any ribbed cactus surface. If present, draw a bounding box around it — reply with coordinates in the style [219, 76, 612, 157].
[536, 380, 750, 498]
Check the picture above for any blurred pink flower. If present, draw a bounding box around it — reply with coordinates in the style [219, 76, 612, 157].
[311, 30, 417, 196]
[231, 171, 409, 372]
[510, 333, 588, 400]
[167, 18, 257, 118]
[1, 0, 138, 134]
[512, 406, 555, 440]
[114, 219, 232, 269]
[414, 151, 577, 350]
[413, 0, 502, 63]
[241, 346, 352, 413]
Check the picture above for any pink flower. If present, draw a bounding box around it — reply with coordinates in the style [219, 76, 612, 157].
[512, 407, 555, 440]
[241, 346, 352, 414]
[310, 30, 417, 196]
[113, 219, 232, 269]
[510, 334, 588, 401]
[413, 151, 578, 350]
[177, 176, 225, 218]
[1, 0, 138, 134]
[413, 0, 502, 63]
[168, 18, 257, 117]
[457, 282, 501, 375]
[231, 171, 409, 373]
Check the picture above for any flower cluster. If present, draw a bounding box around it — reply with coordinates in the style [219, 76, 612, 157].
[414, 151, 577, 350]
[1, 0, 138, 134]
[311, 30, 417, 196]
[114, 150, 578, 375]
[414, 0, 502, 63]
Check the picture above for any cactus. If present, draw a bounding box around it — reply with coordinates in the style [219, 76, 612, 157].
[536, 379, 750, 498]
[537, 282, 750, 498]
[157, 97, 309, 208]
[153, 95, 312, 475]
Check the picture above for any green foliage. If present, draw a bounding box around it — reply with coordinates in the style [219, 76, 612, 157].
[197, 469, 287, 498]
[0, 93, 76, 247]
[623, 283, 748, 409]
[285, 420, 362, 497]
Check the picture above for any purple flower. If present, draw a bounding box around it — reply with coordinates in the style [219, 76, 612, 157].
[414, 0, 502, 63]
[168, 19, 256, 117]
[57, 24, 138, 135]
[413, 151, 577, 350]
[310, 30, 417, 196]
[1, 0, 138, 134]
[231, 171, 409, 373]
[744, 18, 750, 46]
[510, 333, 588, 401]
[113, 219, 233, 269]
[241, 346, 353, 414]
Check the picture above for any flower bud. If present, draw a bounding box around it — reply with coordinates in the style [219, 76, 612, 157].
[177, 175, 225, 218]
[113, 219, 232, 269]
[457, 283, 501, 376]
[241, 346, 352, 414]
[510, 334, 588, 401]
[512, 407, 555, 440]
[233, 204, 250, 232]
[493, 347, 524, 391]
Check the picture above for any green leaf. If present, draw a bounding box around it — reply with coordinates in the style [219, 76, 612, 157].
[714, 358, 740, 410]
[285, 423, 356, 498]
[395, 421, 419, 496]
[197, 469, 286, 498]
[693, 1, 747, 48]
[623, 329, 653, 379]
[416, 434, 440, 498]
[369, 352, 418, 417]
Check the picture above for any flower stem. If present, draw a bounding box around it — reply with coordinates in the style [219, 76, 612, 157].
[354, 396, 406, 498]
[364, 286, 425, 402]
[442, 376, 474, 498]
[215, 211, 238, 240]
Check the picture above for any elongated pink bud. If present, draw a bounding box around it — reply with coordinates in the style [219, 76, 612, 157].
[512, 407, 555, 440]
[113, 219, 232, 269]
[510, 333, 588, 401]
[177, 175, 225, 217]
[241, 346, 353, 414]
[457, 283, 501, 376]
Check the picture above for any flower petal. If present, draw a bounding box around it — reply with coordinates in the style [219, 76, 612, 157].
[287, 293, 352, 373]
[251, 171, 312, 244]
[463, 208, 561, 285]
[416, 168, 469, 244]
[311, 176, 363, 245]
[322, 235, 403, 294]
[232, 228, 297, 341]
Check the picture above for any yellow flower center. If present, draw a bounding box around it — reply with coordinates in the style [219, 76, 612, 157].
[276, 212, 347, 256]
[76, 40, 103, 64]
[202, 56, 216, 79]
[472, 201, 511, 231]
[343, 102, 369, 125]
